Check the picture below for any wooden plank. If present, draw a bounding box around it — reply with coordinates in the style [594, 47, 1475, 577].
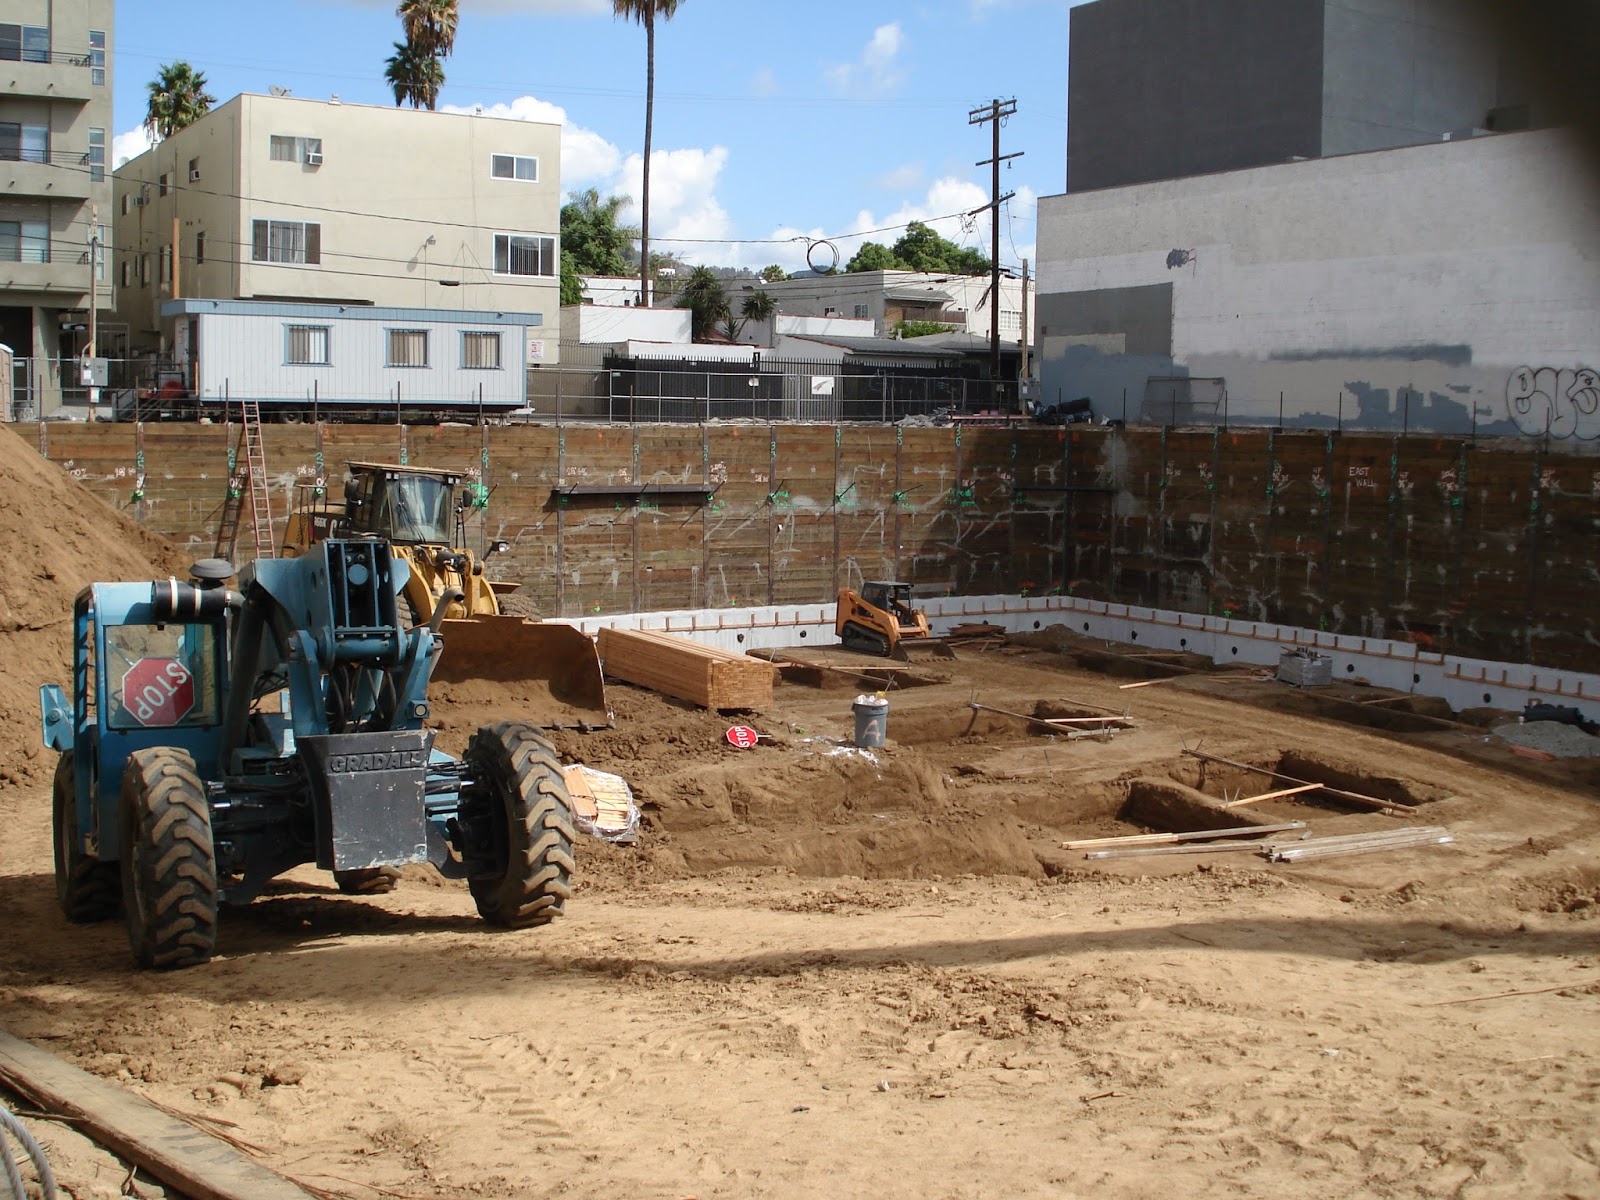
[1180, 748, 1417, 815]
[969, 701, 1133, 734]
[0, 1028, 316, 1200]
[1064, 820, 1307, 850]
[1222, 783, 1322, 808]
[1084, 841, 1272, 860]
[597, 626, 774, 709]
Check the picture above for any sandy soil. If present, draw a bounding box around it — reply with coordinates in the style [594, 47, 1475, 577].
[2, 426, 1598, 1199]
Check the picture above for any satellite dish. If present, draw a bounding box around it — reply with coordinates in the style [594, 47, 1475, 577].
[269, 84, 290, 97]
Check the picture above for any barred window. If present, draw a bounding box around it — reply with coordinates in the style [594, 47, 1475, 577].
[387, 329, 429, 368]
[493, 233, 555, 277]
[286, 325, 329, 365]
[461, 331, 501, 369]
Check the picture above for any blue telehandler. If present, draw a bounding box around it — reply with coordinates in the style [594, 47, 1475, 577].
[38, 539, 575, 969]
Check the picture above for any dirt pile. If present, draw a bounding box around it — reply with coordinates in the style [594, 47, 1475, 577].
[0, 423, 189, 788]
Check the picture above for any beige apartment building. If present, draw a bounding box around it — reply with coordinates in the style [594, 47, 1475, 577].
[113, 93, 562, 364]
[0, 0, 114, 415]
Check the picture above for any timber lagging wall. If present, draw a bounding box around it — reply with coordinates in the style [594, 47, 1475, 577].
[28, 423, 1600, 674]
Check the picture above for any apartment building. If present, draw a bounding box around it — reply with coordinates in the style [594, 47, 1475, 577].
[0, 0, 114, 411]
[113, 93, 562, 365]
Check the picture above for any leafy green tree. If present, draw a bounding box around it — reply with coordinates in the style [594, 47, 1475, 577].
[612, 0, 683, 306]
[722, 289, 776, 342]
[560, 188, 637, 278]
[144, 62, 216, 142]
[398, 0, 458, 57]
[845, 241, 905, 273]
[560, 250, 584, 306]
[384, 40, 444, 109]
[892, 221, 989, 274]
[758, 264, 788, 282]
[893, 319, 953, 338]
[678, 265, 729, 340]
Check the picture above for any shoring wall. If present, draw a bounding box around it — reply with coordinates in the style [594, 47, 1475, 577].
[24, 421, 1600, 674]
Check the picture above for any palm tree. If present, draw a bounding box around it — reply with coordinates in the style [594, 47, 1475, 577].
[144, 62, 216, 142]
[384, 40, 444, 110]
[397, 0, 458, 58]
[612, 0, 682, 307]
[678, 266, 728, 341]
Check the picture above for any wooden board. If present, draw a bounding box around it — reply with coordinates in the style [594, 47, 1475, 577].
[598, 626, 775, 710]
[0, 1027, 316, 1200]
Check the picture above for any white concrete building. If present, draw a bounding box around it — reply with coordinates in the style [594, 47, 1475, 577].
[755, 271, 1028, 344]
[0, 0, 114, 414]
[113, 93, 562, 364]
[1034, 128, 1600, 437]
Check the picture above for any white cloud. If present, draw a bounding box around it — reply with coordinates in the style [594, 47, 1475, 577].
[750, 66, 778, 97]
[618, 146, 733, 254]
[824, 23, 906, 95]
[113, 126, 153, 168]
[873, 162, 925, 192]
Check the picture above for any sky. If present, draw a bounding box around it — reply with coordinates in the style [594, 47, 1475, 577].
[111, 0, 1089, 277]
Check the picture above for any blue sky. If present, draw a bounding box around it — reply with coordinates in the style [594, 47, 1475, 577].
[112, 0, 1086, 275]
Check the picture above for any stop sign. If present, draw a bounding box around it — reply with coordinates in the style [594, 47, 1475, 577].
[121, 657, 195, 727]
[725, 725, 759, 749]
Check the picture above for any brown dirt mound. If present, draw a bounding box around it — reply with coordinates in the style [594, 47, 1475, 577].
[0, 423, 190, 788]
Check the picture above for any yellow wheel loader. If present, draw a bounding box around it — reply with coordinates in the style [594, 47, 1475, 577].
[835, 581, 953, 661]
[282, 462, 609, 726]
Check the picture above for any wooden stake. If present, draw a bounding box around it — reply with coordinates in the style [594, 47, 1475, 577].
[1422, 981, 1599, 1007]
[1222, 783, 1322, 808]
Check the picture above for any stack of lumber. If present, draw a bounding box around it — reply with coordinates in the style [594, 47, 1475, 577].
[598, 626, 775, 710]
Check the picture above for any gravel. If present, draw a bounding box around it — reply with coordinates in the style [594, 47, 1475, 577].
[1492, 720, 1600, 758]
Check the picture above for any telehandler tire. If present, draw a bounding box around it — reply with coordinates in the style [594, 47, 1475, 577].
[334, 866, 401, 894]
[53, 752, 120, 922]
[464, 723, 574, 929]
[119, 748, 218, 970]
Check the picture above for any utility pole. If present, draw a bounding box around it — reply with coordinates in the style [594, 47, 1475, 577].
[969, 97, 1019, 408]
[87, 206, 99, 414]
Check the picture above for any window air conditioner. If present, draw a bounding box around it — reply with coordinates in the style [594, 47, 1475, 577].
[189, 168, 201, 181]
[305, 151, 323, 166]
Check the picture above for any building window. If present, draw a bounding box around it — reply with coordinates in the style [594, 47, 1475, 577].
[0, 24, 50, 63]
[120, 259, 131, 288]
[853, 304, 869, 319]
[159, 245, 171, 285]
[89, 30, 105, 85]
[158, 173, 170, 197]
[0, 220, 49, 263]
[139, 253, 150, 286]
[120, 193, 131, 216]
[92, 224, 105, 281]
[188, 157, 200, 182]
[269, 135, 322, 164]
[493, 233, 555, 278]
[88, 128, 105, 183]
[195, 231, 205, 265]
[285, 325, 330, 365]
[387, 329, 429, 368]
[251, 219, 321, 264]
[461, 331, 501, 369]
[0, 122, 49, 163]
[490, 153, 537, 182]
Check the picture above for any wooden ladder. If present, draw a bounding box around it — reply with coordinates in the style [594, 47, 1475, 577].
[213, 399, 273, 563]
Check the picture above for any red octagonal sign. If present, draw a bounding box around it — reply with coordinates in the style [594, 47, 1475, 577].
[121, 657, 195, 727]
[725, 725, 759, 749]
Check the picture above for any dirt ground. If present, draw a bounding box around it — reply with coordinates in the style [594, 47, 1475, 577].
[2, 428, 1599, 1199]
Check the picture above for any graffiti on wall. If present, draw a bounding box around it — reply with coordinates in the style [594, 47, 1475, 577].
[1507, 366, 1600, 439]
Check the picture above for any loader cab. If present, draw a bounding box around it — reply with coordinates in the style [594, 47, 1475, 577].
[861, 581, 917, 624]
[344, 463, 464, 548]
[40, 579, 231, 864]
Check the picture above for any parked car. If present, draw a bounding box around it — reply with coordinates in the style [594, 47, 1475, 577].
[1032, 396, 1093, 425]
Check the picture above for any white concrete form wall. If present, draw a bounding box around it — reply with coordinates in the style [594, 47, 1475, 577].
[1035, 129, 1600, 440]
[560, 594, 1600, 716]
[183, 304, 534, 410]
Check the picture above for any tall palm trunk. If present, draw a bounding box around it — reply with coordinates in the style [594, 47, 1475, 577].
[639, 14, 654, 307]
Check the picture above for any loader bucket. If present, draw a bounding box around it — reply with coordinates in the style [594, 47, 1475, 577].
[892, 637, 957, 664]
[429, 615, 612, 728]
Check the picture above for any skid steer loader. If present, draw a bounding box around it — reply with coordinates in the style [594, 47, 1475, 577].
[835, 582, 953, 661]
[39, 544, 576, 970]
[283, 462, 608, 727]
